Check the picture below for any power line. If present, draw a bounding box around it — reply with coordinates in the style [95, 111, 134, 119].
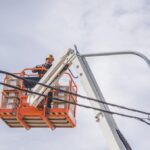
[0, 70, 150, 116]
[0, 81, 150, 126]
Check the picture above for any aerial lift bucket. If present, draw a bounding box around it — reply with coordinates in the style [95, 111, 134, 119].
[0, 68, 77, 130]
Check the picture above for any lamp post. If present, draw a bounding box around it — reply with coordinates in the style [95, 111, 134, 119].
[80, 51, 150, 68]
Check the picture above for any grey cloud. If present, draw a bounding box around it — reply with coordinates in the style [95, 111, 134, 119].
[0, 0, 150, 150]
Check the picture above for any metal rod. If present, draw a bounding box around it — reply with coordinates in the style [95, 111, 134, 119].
[80, 51, 150, 67]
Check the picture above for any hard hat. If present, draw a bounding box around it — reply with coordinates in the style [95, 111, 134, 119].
[46, 54, 54, 61]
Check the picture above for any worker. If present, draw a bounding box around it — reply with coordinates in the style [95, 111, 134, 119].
[32, 54, 54, 77]
[24, 55, 54, 89]
[24, 55, 54, 109]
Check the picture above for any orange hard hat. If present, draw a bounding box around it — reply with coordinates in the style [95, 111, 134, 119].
[46, 54, 54, 61]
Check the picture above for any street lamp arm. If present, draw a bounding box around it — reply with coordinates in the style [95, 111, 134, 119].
[80, 51, 150, 67]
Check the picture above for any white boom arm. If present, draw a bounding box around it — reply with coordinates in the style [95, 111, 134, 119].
[27, 49, 76, 107]
[28, 49, 130, 150]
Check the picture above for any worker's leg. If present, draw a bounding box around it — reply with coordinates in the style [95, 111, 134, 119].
[23, 77, 41, 89]
[47, 92, 53, 108]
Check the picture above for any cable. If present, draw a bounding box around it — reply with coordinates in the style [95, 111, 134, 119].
[68, 68, 79, 78]
[74, 44, 79, 54]
[1, 70, 150, 116]
[0, 70, 150, 117]
[0, 82, 150, 126]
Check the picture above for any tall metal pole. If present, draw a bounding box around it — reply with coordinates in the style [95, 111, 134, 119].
[73, 52, 131, 150]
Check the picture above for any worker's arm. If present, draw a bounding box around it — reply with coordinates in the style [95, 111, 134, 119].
[32, 65, 43, 73]
[32, 63, 52, 73]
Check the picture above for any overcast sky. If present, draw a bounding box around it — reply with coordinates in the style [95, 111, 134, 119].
[0, 0, 150, 150]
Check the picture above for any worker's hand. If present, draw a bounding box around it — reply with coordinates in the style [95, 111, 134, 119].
[32, 68, 37, 73]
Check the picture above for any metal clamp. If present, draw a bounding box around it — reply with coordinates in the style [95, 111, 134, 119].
[95, 112, 103, 122]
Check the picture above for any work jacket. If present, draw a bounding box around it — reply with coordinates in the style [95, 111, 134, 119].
[33, 63, 52, 77]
